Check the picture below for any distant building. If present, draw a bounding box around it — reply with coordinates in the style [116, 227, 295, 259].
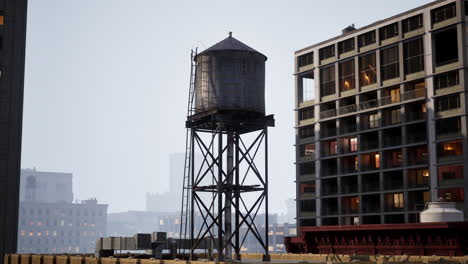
[241, 223, 297, 253]
[107, 211, 181, 238]
[20, 168, 73, 203]
[278, 199, 296, 224]
[146, 153, 201, 212]
[17, 169, 108, 254]
[17, 199, 107, 254]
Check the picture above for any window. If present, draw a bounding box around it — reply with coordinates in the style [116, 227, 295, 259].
[438, 188, 464, 202]
[436, 116, 462, 138]
[300, 162, 315, 175]
[403, 14, 423, 33]
[404, 38, 424, 74]
[299, 73, 315, 102]
[435, 93, 460, 112]
[438, 165, 464, 185]
[368, 113, 379, 128]
[299, 107, 314, 121]
[339, 60, 355, 92]
[359, 53, 377, 86]
[300, 144, 315, 157]
[358, 31, 376, 47]
[434, 70, 459, 90]
[350, 137, 358, 152]
[431, 3, 457, 24]
[319, 44, 335, 60]
[434, 27, 458, 66]
[380, 23, 399, 41]
[391, 109, 400, 124]
[393, 193, 404, 208]
[0, 12, 4, 25]
[338, 38, 355, 54]
[299, 125, 314, 139]
[320, 65, 335, 96]
[381, 46, 399, 81]
[298, 52, 313, 67]
[438, 140, 463, 159]
[300, 200, 316, 213]
[408, 168, 429, 187]
[390, 87, 400, 103]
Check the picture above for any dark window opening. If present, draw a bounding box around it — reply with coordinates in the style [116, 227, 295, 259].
[339, 60, 355, 92]
[359, 52, 377, 86]
[298, 52, 313, 68]
[436, 117, 462, 139]
[299, 162, 315, 176]
[435, 93, 460, 112]
[403, 14, 423, 33]
[322, 198, 338, 215]
[381, 46, 400, 81]
[300, 219, 316, 226]
[432, 2, 457, 24]
[338, 38, 355, 54]
[300, 200, 316, 213]
[363, 194, 380, 213]
[321, 159, 337, 177]
[358, 31, 376, 47]
[434, 27, 458, 66]
[434, 70, 459, 90]
[319, 44, 335, 60]
[384, 214, 405, 224]
[379, 23, 399, 41]
[404, 38, 424, 74]
[320, 65, 335, 96]
[438, 164, 464, 186]
[299, 125, 314, 139]
[299, 107, 314, 121]
[363, 173, 380, 192]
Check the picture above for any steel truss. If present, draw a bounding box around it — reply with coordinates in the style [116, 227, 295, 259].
[187, 115, 273, 261]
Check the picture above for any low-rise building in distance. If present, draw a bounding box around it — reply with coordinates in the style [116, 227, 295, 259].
[17, 169, 108, 254]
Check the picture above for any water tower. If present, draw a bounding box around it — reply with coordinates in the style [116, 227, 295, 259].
[180, 33, 274, 261]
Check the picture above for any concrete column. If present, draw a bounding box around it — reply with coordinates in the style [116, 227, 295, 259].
[423, 7, 438, 202]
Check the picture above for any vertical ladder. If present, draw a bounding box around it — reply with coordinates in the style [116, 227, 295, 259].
[179, 49, 197, 255]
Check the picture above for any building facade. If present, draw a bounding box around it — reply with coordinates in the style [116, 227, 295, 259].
[295, 0, 468, 227]
[0, 1, 29, 263]
[20, 168, 73, 203]
[17, 199, 107, 254]
[17, 169, 108, 254]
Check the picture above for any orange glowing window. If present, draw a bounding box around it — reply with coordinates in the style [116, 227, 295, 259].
[375, 154, 380, 169]
[0, 16, 4, 25]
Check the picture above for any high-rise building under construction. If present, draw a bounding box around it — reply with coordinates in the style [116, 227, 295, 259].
[294, 0, 468, 227]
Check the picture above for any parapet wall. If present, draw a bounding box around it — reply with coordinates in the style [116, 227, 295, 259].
[5, 254, 468, 264]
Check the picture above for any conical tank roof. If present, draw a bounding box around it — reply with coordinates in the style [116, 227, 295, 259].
[196, 33, 267, 60]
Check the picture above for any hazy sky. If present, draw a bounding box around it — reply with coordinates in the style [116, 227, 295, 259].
[21, 0, 430, 213]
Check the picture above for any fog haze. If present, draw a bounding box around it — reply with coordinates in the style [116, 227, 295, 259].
[21, 0, 429, 213]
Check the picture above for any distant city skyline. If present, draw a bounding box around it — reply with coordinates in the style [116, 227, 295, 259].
[21, 0, 430, 213]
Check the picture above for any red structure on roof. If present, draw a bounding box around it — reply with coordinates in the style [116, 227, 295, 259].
[285, 222, 468, 256]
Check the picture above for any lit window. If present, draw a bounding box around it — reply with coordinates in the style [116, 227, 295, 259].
[393, 193, 404, 208]
[350, 137, 358, 152]
[375, 154, 380, 169]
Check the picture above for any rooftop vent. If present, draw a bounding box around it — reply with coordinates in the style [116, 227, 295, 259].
[342, 24, 356, 34]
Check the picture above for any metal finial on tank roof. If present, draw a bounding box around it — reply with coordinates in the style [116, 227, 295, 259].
[229, 31, 232, 37]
